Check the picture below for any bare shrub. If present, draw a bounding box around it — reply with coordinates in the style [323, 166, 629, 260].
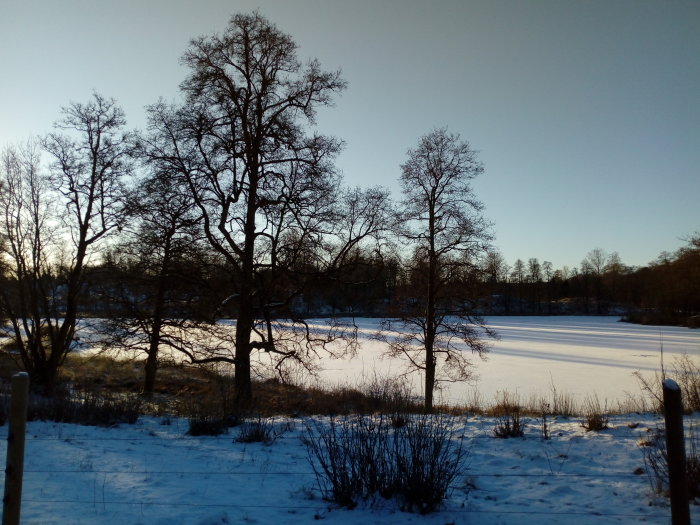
[492, 391, 525, 438]
[236, 415, 282, 444]
[641, 424, 700, 499]
[391, 414, 467, 513]
[581, 395, 609, 432]
[362, 375, 417, 419]
[180, 382, 241, 436]
[540, 401, 551, 440]
[635, 353, 700, 414]
[27, 388, 142, 427]
[304, 413, 465, 513]
[304, 415, 391, 507]
[634, 371, 664, 412]
[187, 416, 229, 436]
[672, 354, 700, 413]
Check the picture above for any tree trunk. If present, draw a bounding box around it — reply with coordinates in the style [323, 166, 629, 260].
[143, 335, 159, 396]
[234, 313, 253, 408]
[425, 347, 435, 413]
[233, 155, 259, 408]
[425, 201, 438, 413]
[234, 279, 255, 407]
[144, 249, 170, 396]
[29, 361, 59, 396]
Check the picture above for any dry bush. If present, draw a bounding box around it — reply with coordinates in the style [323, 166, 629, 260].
[285, 375, 422, 417]
[187, 416, 229, 436]
[491, 391, 525, 438]
[61, 354, 142, 391]
[641, 424, 700, 499]
[581, 395, 609, 431]
[672, 354, 700, 412]
[27, 388, 142, 427]
[635, 353, 700, 413]
[391, 414, 468, 513]
[304, 413, 466, 513]
[305, 414, 393, 508]
[181, 393, 239, 436]
[236, 415, 287, 444]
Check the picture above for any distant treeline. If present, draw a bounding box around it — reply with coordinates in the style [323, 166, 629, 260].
[477, 242, 700, 327]
[72, 236, 700, 327]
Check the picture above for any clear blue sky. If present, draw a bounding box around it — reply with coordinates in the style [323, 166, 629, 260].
[1, 0, 698, 270]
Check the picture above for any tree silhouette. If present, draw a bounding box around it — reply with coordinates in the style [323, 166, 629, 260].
[377, 128, 495, 412]
[142, 13, 390, 405]
[0, 94, 132, 392]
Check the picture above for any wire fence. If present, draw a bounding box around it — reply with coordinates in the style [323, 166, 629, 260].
[0, 419, 679, 524]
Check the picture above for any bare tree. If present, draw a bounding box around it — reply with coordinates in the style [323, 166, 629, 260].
[583, 248, 608, 277]
[482, 249, 506, 284]
[0, 94, 132, 393]
[582, 247, 609, 313]
[0, 141, 57, 388]
[378, 128, 494, 412]
[527, 258, 541, 283]
[142, 13, 390, 405]
[97, 170, 214, 395]
[542, 261, 553, 282]
[511, 259, 525, 284]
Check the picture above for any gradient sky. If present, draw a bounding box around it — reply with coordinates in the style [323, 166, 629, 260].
[1, 0, 698, 270]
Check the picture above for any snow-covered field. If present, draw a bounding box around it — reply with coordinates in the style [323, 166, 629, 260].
[317, 316, 700, 407]
[3, 316, 700, 524]
[4, 413, 695, 524]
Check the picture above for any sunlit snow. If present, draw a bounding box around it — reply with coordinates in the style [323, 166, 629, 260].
[3, 316, 700, 524]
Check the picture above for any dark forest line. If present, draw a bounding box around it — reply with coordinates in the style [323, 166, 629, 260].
[72, 235, 700, 327]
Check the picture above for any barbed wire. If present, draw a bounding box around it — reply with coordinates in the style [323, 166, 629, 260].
[2, 416, 680, 522]
[18, 497, 670, 520]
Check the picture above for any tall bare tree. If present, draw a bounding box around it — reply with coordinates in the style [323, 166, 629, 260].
[0, 94, 132, 392]
[143, 13, 390, 404]
[98, 170, 213, 395]
[378, 128, 494, 412]
[0, 140, 57, 388]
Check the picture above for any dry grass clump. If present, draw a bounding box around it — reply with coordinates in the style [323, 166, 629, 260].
[635, 353, 700, 413]
[490, 391, 525, 438]
[260, 375, 422, 417]
[26, 388, 142, 427]
[580, 395, 609, 432]
[3, 352, 432, 429]
[235, 415, 290, 444]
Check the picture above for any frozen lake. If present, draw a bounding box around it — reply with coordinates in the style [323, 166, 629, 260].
[73, 315, 700, 408]
[313, 316, 700, 407]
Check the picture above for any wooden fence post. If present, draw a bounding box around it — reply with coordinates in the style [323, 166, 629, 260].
[2, 372, 29, 525]
[663, 378, 690, 525]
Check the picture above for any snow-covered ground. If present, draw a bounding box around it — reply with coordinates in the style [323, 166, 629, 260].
[4, 413, 694, 524]
[315, 316, 700, 407]
[4, 316, 700, 523]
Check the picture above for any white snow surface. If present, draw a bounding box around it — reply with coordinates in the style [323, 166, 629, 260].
[4, 316, 700, 523]
[314, 316, 700, 407]
[3, 413, 695, 524]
